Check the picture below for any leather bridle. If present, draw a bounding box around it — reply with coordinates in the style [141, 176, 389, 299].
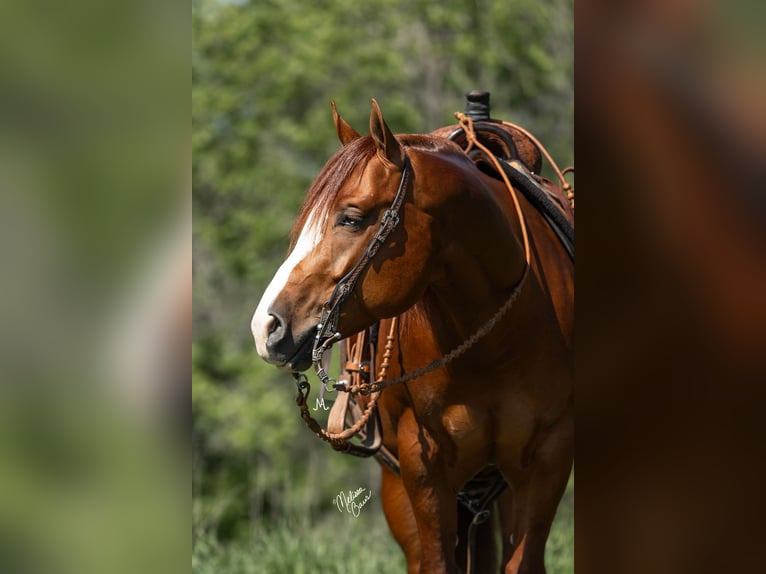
[310, 153, 412, 391]
[299, 134, 533, 401]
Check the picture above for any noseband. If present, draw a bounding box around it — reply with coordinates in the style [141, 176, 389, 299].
[310, 154, 413, 391]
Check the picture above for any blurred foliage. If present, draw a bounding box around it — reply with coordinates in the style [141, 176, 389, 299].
[0, 0, 188, 573]
[192, 0, 573, 566]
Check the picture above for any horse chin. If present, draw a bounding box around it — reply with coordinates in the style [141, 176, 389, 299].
[283, 328, 316, 373]
[286, 352, 313, 373]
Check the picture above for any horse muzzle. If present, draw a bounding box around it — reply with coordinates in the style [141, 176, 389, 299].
[252, 309, 316, 372]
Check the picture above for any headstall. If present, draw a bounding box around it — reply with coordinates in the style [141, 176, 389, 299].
[310, 153, 412, 393]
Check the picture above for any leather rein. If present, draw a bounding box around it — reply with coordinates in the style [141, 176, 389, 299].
[293, 129, 532, 450]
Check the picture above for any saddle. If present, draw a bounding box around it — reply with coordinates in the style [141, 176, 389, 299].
[433, 90, 574, 259]
[431, 91, 543, 173]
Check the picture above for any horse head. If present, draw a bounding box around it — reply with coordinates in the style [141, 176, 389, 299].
[251, 100, 445, 371]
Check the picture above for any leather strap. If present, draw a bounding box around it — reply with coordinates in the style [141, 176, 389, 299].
[324, 330, 383, 456]
[327, 390, 351, 436]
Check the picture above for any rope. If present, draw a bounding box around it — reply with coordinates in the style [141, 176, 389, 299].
[294, 319, 397, 449]
[456, 113, 532, 264]
[336, 266, 529, 395]
[500, 119, 574, 212]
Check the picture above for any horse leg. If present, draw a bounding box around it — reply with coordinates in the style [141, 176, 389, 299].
[380, 464, 421, 574]
[398, 413, 461, 574]
[501, 411, 573, 574]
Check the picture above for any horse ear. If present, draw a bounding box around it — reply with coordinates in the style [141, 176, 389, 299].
[369, 99, 404, 169]
[331, 101, 361, 146]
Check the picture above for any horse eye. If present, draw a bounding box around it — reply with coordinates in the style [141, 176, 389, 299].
[338, 211, 365, 228]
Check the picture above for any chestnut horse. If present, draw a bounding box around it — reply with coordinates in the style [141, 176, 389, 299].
[251, 100, 573, 573]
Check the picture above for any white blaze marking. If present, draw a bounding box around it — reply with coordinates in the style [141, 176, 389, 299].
[251, 211, 323, 359]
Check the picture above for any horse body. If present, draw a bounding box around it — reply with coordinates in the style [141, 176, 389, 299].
[252, 100, 572, 574]
[374, 151, 572, 574]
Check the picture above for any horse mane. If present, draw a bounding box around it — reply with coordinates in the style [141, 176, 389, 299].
[290, 133, 462, 247]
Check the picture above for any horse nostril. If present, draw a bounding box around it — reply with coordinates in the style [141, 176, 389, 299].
[266, 312, 286, 346]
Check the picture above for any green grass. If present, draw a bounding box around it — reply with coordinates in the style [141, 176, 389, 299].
[193, 513, 405, 574]
[193, 472, 573, 573]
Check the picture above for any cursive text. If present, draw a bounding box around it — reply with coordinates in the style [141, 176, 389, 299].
[333, 486, 372, 518]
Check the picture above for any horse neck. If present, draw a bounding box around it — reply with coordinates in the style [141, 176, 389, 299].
[413, 155, 530, 349]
